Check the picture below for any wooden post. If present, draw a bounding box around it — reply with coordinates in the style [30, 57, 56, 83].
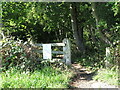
[0, 2, 2, 68]
[0, 33, 3, 68]
[63, 38, 71, 65]
[0, 31, 5, 68]
[105, 47, 111, 68]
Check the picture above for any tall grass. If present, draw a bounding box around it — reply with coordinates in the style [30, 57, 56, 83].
[93, 68, 119, 87]
[0, 66, 72, 88]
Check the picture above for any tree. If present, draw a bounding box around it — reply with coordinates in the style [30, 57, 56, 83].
[91, 2, 120, 47]
[70, 2, 85, 53]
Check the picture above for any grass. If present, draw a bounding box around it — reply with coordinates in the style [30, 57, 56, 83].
[93, 68, 119, 87]
[0, 66, 73, 88]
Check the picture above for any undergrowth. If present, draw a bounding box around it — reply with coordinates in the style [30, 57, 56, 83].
[0, 66, 73, 88]
[93, 68, 119, 87]
[0, 38, 73, 88]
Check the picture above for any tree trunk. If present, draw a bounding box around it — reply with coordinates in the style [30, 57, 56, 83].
[70, 3, 85, 53]
[89, 26, 97, 43]
[91, 2, 112, 45]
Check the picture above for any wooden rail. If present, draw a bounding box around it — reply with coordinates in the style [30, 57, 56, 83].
[35, 43, 65, 47]
[35, 50, 64, 54]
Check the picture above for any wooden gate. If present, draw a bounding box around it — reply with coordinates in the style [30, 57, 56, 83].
[30, 38, 71, 65]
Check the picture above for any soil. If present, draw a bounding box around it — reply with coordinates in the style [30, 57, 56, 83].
[69, 64, 118, 89]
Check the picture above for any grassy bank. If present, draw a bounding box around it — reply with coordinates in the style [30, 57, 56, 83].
[93, 68, 119, 87]
[0, 66, 73, 88]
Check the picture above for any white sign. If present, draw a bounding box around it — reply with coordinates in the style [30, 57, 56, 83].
[43, 44, 52, 59]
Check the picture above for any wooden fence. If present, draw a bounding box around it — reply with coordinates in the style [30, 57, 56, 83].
[30, 38, 71, 65]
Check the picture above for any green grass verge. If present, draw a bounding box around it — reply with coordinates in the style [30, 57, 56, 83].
[93, 68, 119, 86]
[0, 66, 73, 88]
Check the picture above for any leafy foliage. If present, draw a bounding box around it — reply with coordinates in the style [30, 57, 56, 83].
[1, 2, 119, 71]
[1, 37, 41, 71]
[0, 2, 119, 88]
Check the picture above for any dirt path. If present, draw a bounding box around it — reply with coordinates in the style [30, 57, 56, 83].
[69, 64, 118, 88]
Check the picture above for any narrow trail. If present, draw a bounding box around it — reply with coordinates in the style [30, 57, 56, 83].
[69, 64, 118, 88]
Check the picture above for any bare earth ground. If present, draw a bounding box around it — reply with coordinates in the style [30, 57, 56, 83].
[69, 64, 119, 89]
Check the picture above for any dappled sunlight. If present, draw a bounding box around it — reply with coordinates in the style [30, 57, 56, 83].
[0, 2, 119, 88]
[69, 64, 118, 88]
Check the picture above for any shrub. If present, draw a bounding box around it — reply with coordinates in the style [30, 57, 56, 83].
[1, 37, 42, 71]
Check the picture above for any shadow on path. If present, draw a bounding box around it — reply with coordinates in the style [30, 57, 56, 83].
[68, 64, 97, 88]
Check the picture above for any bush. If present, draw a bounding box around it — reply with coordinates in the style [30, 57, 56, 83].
[1, 37, 42, 71]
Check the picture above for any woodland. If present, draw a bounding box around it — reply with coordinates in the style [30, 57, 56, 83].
[0, 2, 119, 88]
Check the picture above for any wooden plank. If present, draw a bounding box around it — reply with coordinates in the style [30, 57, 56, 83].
[52, 51, 64, 54]
[38, 59, 65, 63]
[35, 50, 64, 54]
[35, 43, 65, 47]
